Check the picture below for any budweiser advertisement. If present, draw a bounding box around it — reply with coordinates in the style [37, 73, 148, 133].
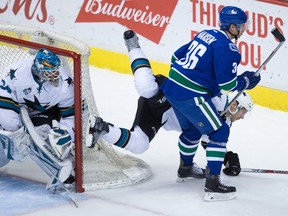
[0, 0, 48, 22]
[0, 0, 287, 92]
[75, 0, 178, 44]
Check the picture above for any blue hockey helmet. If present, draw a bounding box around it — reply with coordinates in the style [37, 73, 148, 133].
[219, 6, 248, 31]
[32, 48, 61, 86]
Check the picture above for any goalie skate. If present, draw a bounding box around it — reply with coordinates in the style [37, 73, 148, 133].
[46, 175, 75, 193]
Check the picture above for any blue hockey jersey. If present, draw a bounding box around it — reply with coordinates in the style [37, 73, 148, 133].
[161, 29, 241, 99]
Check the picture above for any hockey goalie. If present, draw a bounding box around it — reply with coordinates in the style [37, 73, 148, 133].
[0, 47, 75, 192]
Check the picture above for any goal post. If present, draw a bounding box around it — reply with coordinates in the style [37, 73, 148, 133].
[0, 33, 84, 191]
[0, 24, 152, 192]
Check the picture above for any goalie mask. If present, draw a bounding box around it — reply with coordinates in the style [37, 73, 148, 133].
[32, 48, 61, 87]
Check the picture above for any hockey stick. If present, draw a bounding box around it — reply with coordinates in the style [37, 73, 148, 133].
[241, 168, 288, 175]
[220, 28, 286, 116]
[28, 147, 79, 207]
[20, 107, 78, 208]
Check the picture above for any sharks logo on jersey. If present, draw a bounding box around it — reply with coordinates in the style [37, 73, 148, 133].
[65, 77, 73, 87]
[7, 69, 17, 80]
[23, 96, 49, 112]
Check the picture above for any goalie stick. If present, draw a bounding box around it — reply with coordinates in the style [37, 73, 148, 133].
[221, 27, 286, 116]
[20, 107, 79, 208]
[241, 168, 288, 175]
[28, 147, 79, 208]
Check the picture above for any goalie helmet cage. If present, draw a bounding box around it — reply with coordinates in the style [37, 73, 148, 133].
[0, 23, 152, 192]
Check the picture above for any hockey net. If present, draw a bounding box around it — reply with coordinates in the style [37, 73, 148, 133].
[0, 24, 151, 192]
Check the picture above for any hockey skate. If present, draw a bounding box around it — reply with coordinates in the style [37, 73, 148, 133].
[204, 167, 236, 201]
[46, 175, 75, 193]
[124, 30, 140, 52]
[87, 116, 110, 148]
[176, 160, 206, 182]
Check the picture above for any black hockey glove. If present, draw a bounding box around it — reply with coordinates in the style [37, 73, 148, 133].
[88, 117, 110, 148]
[223, 151, 241, 176]
[201, 140, 208, 150]
[237, 71, 261, 90]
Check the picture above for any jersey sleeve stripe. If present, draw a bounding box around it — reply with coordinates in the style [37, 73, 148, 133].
[219, 77, 237, 91]
[0, 96, 20, 113]
[59, 105, 74, 118]
[131, 58, 151, 74]
[169, 68, 212, 95]
[114, 128, 131, 148]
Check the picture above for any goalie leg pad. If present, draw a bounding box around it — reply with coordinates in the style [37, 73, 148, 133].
[0, 127, 30, 161]
[0, 140, 10, 167]
[35, 124, 51, 141]
[29, 142, 73, 182]
[20, 107, 74, 187]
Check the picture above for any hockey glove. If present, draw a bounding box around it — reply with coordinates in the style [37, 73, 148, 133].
[237, 71, 261, 90]
[86, 116, 110, 148]
[201, 140, 208, 150]
[49, 122, 73, 159]
[223, 151, 241, 176]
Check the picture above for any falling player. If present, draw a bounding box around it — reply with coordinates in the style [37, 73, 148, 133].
[87, 28, 254, 188]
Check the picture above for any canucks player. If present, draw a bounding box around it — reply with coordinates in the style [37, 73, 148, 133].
[88, 29, 253, 184]
[159, 6, 261, 201]
[0, 48, 75, 191]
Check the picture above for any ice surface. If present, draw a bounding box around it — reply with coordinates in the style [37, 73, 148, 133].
[1, 67, 288, 216]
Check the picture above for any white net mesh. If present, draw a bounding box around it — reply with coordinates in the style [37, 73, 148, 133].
[0, 24, 151, 191]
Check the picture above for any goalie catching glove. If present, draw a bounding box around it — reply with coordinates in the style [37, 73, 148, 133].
[48, 120, 73, 159]
[223, 151, 241, 176]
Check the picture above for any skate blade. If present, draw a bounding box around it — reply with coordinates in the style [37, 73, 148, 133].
[176, 175, 205, 183]
[204, 192, 237, 201]
[176, 177, 197, 183]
